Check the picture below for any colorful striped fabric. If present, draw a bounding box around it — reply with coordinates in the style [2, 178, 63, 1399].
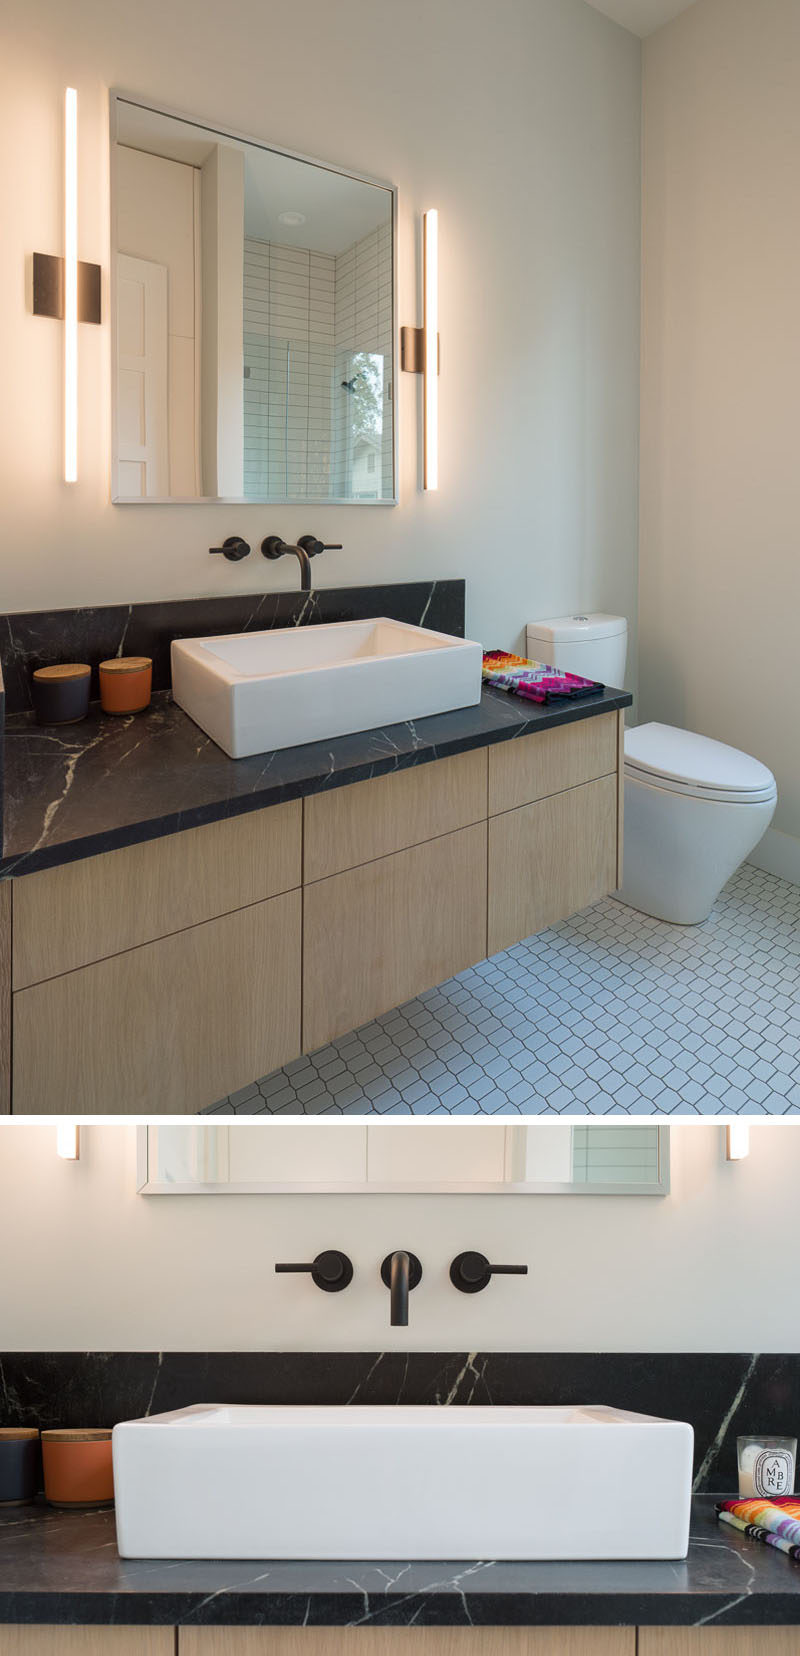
[717, 1498, 800, 1562]
[482, 651, 604, 705]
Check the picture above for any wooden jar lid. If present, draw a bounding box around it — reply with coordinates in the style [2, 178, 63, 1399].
[0, 1428, 39, 1440]
[98, 657, 152, 674]
[41, 1429, 112, 1442]
[33, 664, 90, 681]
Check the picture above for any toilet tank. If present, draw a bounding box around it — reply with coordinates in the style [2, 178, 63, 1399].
[526, 613, 628, 688]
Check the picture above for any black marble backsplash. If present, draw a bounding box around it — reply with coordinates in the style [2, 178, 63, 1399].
[0, 581, 466, 715]
[1, 1350, 795, 1494]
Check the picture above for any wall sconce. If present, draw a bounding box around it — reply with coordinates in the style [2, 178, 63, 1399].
[725, 1124, 750, 1162]
[56, 1123, 81, 1160]
[32, 88, 101, 482]
[401, 208, 439, 490]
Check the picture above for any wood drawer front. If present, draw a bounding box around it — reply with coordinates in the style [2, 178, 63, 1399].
[303, 823, 488, 1052]
[180, 1629, 634, 1656]
[304, 749, 488, 883]
[488, 713, 618, 816]
[12, 800, 301, 990]
[488, 775, 617, 955]
[12, 890, 301, 1113]
[640, 1635, 800, 1656]
[2, 1633, 173, 1656]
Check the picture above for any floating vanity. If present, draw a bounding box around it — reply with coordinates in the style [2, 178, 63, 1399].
[0, 585, 631, 1114]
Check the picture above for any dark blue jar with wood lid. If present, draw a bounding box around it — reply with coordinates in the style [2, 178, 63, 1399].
[0, 1428, 40, 1505]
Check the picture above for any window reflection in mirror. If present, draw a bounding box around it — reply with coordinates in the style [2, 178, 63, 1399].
[138, 1123, 669, 1196]
[111, 95, 395, 504]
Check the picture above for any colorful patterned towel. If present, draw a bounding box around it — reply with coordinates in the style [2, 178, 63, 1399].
[482, 651, 604, 705]
[717, 1498, 800, 1562]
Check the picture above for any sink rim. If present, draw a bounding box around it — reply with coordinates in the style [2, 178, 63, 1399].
[116, 1401, 691, 1431]
[173, 617, 482, 687]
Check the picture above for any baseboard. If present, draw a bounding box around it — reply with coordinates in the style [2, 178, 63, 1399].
[747, 826, 800, 887]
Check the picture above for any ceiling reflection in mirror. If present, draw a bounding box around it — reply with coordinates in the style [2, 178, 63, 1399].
[111, 96, 396, 504]
[138, 1124, 669, 1196]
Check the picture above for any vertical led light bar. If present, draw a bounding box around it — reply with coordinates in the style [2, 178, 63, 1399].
[56, 1123, 81, 1160]
[64, 87, 78, 483]
[725, 1123, 750, 1161]
[423, 208, 438, 490]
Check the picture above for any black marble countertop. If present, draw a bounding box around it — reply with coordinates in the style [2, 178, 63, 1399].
[0, 683, 631, 879]
[0, 1498, 797, 1627]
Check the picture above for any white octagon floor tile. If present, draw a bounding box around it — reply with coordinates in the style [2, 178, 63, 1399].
[207, 866, 800, 1116]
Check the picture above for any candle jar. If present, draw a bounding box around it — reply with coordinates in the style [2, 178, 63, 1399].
[32, 664, 91, 725]
[737, 1436, 797, 1498]
[98, 657, 152, 715]
[41, 1429, 114, 1508]
[0, 1428, 40, 1505]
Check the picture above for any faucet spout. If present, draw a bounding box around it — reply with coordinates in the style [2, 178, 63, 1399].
[390, 1250, 410, 1327]
[380, 1250, 422, 1327]
[260, 536, 313, 591]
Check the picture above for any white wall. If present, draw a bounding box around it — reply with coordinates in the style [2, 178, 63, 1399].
[0, 0, 640, 665]
[639, 0, 800, 872]
[0, 1123, 795, 1352]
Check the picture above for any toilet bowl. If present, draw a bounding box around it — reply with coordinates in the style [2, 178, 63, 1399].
[616, 724, 777, 924]
[525, 615, 777, 925]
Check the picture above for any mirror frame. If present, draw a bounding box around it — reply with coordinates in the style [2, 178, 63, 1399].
[109, 90, 399, 506]
[136, 1124, 670, 1197]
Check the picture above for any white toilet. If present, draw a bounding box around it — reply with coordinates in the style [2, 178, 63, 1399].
[526, 614, 777, 925]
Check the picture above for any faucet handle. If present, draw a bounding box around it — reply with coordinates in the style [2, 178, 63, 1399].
[275, 1250, 354, 1292]
[209, 536, 251, 562]
[297, 535, 343, 557]
[449, 1251, 528, 1294]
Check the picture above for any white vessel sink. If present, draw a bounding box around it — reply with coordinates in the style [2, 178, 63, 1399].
[171, 618, 483, 758]
[113, 1403, 693, 1561]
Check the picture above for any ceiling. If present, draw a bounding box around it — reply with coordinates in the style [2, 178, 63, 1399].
[116, 100, 390, 254]
[583, 0, 698, 37]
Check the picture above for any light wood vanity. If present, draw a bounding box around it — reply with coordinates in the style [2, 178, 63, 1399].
[0, 709, 624, 1113]
[5, 1627, 798, 1654]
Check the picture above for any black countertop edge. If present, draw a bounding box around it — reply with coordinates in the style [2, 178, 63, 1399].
[0, 685, 631, 880]
[1, 1500, 798, 1626]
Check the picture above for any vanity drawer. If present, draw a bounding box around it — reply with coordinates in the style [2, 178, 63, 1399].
[12, 800, 301, 989]
[640, 1636, 799, 1656]
[304, 749, 488, 882]
[303, 822, 488, 1051]
[488, 774, 618, 954]
[488, 712, 618, 816]
[179, 1629, 634, 1655]
[12, 890, 301, 1113]
[3, 1633, 173, 1655]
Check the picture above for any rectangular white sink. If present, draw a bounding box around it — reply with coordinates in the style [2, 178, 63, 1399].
[113, 1403, 693, 1561]
[171, 618, 483, 758]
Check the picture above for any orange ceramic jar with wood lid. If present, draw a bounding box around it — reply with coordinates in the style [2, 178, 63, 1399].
[98, 656, 152, 714]
[41, 1429, 114, 1507]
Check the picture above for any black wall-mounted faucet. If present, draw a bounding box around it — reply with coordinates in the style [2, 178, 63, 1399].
[275, 1250, 354, 1292]
[380, 1250, 423, 1327]
[261, 533, 342, 593]
[449, 1252, 528, 1294]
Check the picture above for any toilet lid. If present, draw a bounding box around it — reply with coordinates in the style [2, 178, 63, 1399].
[624, 723, 777, 801]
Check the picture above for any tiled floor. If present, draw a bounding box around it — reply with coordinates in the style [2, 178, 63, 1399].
[208, 865, 800, 1116]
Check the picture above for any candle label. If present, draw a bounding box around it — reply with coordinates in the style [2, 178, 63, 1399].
[754, 1449, 794, 1496]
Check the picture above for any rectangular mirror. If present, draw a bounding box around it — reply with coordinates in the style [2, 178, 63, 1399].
[110, 94, 396, 504]
[137, 1123, 669, 1196]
